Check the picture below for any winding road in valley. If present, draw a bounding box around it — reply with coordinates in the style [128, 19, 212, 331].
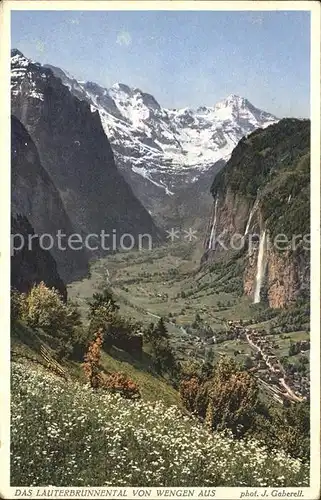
[244, 331, 305, 403]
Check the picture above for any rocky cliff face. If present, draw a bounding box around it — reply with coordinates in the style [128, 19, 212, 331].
[265, 248, 309, 309]
[243, 238, 309, 309]
[11, 115, 89, 282]
[11, 49, 160, 247]
[11, 215, 67, 300]
[203, 119, 310, 308]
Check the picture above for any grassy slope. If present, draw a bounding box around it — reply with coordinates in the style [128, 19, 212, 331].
[12, 360, 308, 487]
[11, 321, 181, 409]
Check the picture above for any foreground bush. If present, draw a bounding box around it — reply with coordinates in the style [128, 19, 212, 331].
[11, 361, 308, 487]
[82, 329, 140, 399]
[25, 282, 81, 336]
[83, 329, 104, 389]
[179, 357, 309, 461]
[103, 372, 141, 399]
[179, 357, 259, 437]
[179, 377, 202, 413]
[11, 283, 85, 358]
[11, 288, 28, 323]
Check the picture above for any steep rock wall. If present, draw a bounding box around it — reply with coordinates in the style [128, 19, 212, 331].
[203, 119, 310, 309]
[11, 215, 67, 300]
[11, 50, 160, 248]
[11, 115, 89, 282]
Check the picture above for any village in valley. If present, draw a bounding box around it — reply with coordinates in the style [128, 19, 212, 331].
[184, 319, 310, 405]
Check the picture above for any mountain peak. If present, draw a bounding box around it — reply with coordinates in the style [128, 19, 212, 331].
[217, 94, 248, 108]
[226, 93, 244, 101]
[211, 94, 277, 124]
[11, 48, 25, 58]
[111, 82, 132, 93]
[11, 48, 30, 67]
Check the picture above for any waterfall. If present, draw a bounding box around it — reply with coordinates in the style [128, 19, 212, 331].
[254, 230, 267, 303]
[203, 202, 215, 248]
[244, 206, 254, 236]
[244, 199, 258, 236]
[208, 197, 219, 250]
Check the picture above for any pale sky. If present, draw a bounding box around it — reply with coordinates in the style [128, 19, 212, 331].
[11, 10, 310, 117]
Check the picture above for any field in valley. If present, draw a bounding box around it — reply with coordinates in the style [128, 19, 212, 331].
[68, 242, 251, 361]
[67, 242, 309, 375]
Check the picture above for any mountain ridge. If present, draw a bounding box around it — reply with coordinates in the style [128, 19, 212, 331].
[43, 61, 278, 174]
[11, 49, 279, 230]
[11, 49, 160, 251]
[40, 57, 278, 227]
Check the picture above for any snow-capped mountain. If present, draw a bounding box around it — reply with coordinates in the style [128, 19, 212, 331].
[11, 49, 278, 228]
[43, 63, 278, 194]
[11, 49, 160, 247]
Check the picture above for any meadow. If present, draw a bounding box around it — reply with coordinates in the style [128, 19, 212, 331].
[11, 361, 308, 487]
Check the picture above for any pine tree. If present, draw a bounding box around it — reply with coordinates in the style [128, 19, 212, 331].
[154, 317, 169, 339]
[87, 287, 119, 319]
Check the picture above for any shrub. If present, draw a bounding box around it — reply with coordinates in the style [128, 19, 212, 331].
[206, 366, 259, 436]
[179, 357, 259, 437]
[25, 283, 63, 331]
[20, 283, 81, 355]
[102, 372, 140, 399]
[179, 360, 203, 381]
[83, 329, 140, 398]
[179, 377, 202, 413]
[270, 402, 310, 461]
[11, 288, 27, 322]
[252, 402, 310, 462]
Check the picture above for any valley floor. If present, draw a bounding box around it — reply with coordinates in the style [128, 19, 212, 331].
[68, 243, 256, 358]
[68, 242, 310, 403]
